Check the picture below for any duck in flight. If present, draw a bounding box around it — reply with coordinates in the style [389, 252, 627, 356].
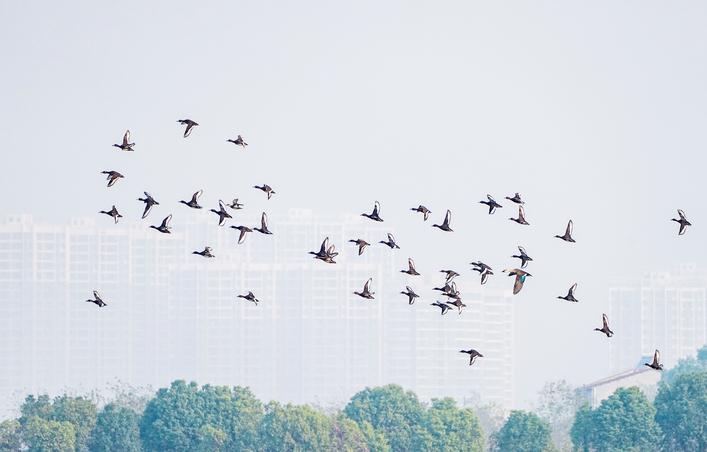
[354, 278, 375, 299]
[254, 212, 272, 235]
[671, 209, 691, 236]
[231, 225, 253, 244]
[379, 233, 400, 249]
[400, 286, 419, 305]
[238, 291, 259, 305]
[310, 237, 338, 263]
[555, 220, 576, 242]
[557, 283, 579, 302]
[227, 199, 244, 210]
[227, 135, 248, 148]
[348, 239, 370, 256]
[505, 193, 524, 205]
[193, 246, 215, 258]
[511, 246, 532, 269]
[138, 192, 159, 219]
[254, 184, 276, 200]
[441, 281, 461, 300]
[113, 130, 135, 151]
[431, 301, 452, 315]
[86, 290, 107, 307]
[432, 210, 453, 232]
[460, 349, 483, 366]
[150, 214, 172, 234]
[179, 190, 203, 209]
[310, 237, 331, 260]
[101, 171, 124, 187]
[594, 313, 614, 337]
[440, 270, 459, 283]
[99, 205, 122, 224]
[471, 262, 493, 284]
[177, 119, 198, 137]
[401, 258, 420, 275]
[509, 205, 529, 225]
[361, 201, 384, 222]
[503, 268, 532, 294]
[210, 200, 232, 226]
[644, 350, 663, 370]
[433, 281, 454, 294]
[410, 205, 431, 221]
[479, 195, 503, 214]
[446, 298, 466, 315]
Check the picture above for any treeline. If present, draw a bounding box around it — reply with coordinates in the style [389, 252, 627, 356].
[0, 347, 704, 452]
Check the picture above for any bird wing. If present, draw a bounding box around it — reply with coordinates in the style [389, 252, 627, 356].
[678, 209, 686, 220]
[654, 350, 660, 365]
[319, 237, 329, 254]
[142, 203, 153, 219]
[205, 247, 213, 253]
[513, 275, 524, 294]
[569, 283, 577, 296]
[238, 228, 247, 244]
[387, 233, 395, 244]
[602, 313, 609, 329]
[481, 271, 489, 285]
[679, 223, 687, 235]
[122, 130, 130, 146]
[364, 278, 372, 292]
[518, 205, 526, 221]
[219, 200, 227, 211]
[408, 258, 415, 271]
[93, 290, 101, 300]
[161, 214, 172, 228]
[261, 212, 268, 229]
[373, 201, 380, 216]
[567, 220, 574, 236]
[184, 123, 194, 137]
[144, 191, 153, 200]
[518, 246, 527, 256]
[444, 209, 451, 225]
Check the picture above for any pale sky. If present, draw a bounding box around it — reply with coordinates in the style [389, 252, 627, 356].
[1, 1, 706, 407]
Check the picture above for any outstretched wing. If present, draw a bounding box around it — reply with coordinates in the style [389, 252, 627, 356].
[122, 130, 130, 146]
[678, 209, 686, 220]
[261, 212, 269, 229]
[160, 214, 172, 229]
[190, 190, 203, 204]
[566, 220, 574, 236]
[518, 246, 527, 256]
[444, 209, 451, 225]
[408, 258, 415, 272]
[602, 313, 609, 329]
[569, 283, 577, 296]
[518, 205, 526, 221]
[364, 278, 372, 292]
[373, 201, 381, 216]
[238, 228, 247, 244]
[93, 290, 101, 301]
[513, 275, 524, 294]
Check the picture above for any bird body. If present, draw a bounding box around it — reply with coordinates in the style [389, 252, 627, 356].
[479, 195, 503, 214]
[432, 210, 453, 231]
[99, 205, 122, 224]
[505, 193, 524, 204]
[150, 214, 172, 233]
[379, 233, 399, 249]
[177, 119, 198, 137]
[510, 205, 529, 225]
[180, 190, 203, 209]
[446, 298, 466, 314]
[503, 268, 532, 294]
[86, 290, 107, 307]
[227, 199, 244, 210]
[254, 212, 272, 234]
[432, 301, 451, 315]
[102, 171, 124, 187]
[440, 270, 459, 283]
[557, 283, 579, 302]
[349, 239, 370, 255]
[401, 258, 420, 275]
[227, 135, 248, 148]
[138, 192, 159, 219]
[555, 220, 575, 242]
[238, 291, 259, 305]
[594, 313, 614, 337]
[400, 286, 419, 305]
[511, 246, 532, 269]
[362, 201, 384, 222]
[460, 349, 483, 365]
[644, 350, 663, 370]
[254, 184, 276, 199]
[671, 209, 692, 235]
[354, 278, 375, 299]
[411, 205, 431, 221]
[210, 200, 232, 226]
[193, 246, 215, 258]
[231, 225, 253, 244]
[113, 130, 135, 151]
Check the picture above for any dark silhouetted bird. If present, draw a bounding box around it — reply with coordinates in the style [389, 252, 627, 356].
[310, 237, 338, 263]
[503, 268, 532, 294]
[400, 286, 419, 305]
[432, 301, 451, 315]
[510, 205, 529, 225]
[113, 130, 135, 151]
[432, 210, 453, 231]
[86, 290, 107, 307]
[401, 258, 420, 275]
[227, 199, 244, 210]
[361, 201, 384, 222]
[227, 135, 248, 148]
[446, 298, 466, 315]
[179, 190, 203, 209]
[99, 205, 122, 224]
[411, 205, 431, 221]
[193, 246, 215, 258]
[671, 209, 692, 236]
[434, 282, 454, 293]
[254, 212, 272, 235]
[254, 184, 276, 199]
[210, 200, 232, 226]
[505, 193, 524, 204]
[138, 192, 159, 219]
[379, 233, 399, 249]
[349, 239, 370, 256]
[479, 269, 493, 285]
[644, 350, 663, 370]
[150, 214, 172, 234]
[238, 291, 259, 305]
[557, 283, 579, 302]
[511, 246, 532, 269]
[102, 171, 124, 187]
[460, 349, 483, 366]
[594, 313, 614, 337]
[231, 225, 253, 244]
[442, 281, 461, 300]
[440, 270, 459, 283]
[354, 278, 375, 299]
[471, 261, 492, 273]
[555, 220, 576, 242]
[479, 195, 503, 214]
[177, 119, 198, 137]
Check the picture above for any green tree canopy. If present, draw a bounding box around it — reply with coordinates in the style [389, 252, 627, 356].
[22, 416, 75, 452]
[18, 394, 97, 452]
[654, 371, 707, 452]
[88, 403, 141, 452]
[493, 410, 552, 452]
[662, 344, 707, 384]
[423, 398, 484, 452]
[0, 419, 21, 452]
[258, 402, 332, 451]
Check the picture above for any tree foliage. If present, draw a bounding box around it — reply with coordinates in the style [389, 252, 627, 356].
[424, 398, 484, 451]
[88, 403, 142, 452]
[493, 410, 552, 452]
[258, 402, 332, 451]
[21, 416, 76, 452]
[0, 419, 21, 452]
[18, 394, 97, 452]
[654, 371, 707, 452]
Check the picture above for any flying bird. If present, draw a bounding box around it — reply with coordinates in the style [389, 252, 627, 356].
[479, 195, 503, 214]
[432, 210, 453, 232]
[238, 291, 259, 305]
[440, 270, 460, 283]
[179, 190, 203, 209]
[254, 212, 272, 235]
[138, 192, 159, 219]
[509, 205, 529, 225]
[555, 220, 576, 242]
[227, 135, 248, 148]
[594, 313, 614, 337]
[671, 209, 692, 236]
[401, 258, 420, 275]
[505, 193, 524, 205]
[86, 290, 107, 307]
[348, 239, 370, 256]
[210, 200, 232, 226]
[193, 246, 215, 258]
[441, 281, 461, 300]
[433, 282, 454, 294]
[379, 233, 400, 249]
[150, 214, 172, 233]
[227, 199, 244, 210]
[254, 184, 276, 199]
[644, 350, 663, 370]
[446, 298, 466, 315]
[177, 119, 198, 137]
[460, 349, 483, 366]
[511, 246, 533, 269]
[361, 201, 384, 222]
[354, 278, 375, 299]
[431, 301, 451, 315]
[99, 205, 122, 224]
[400, 286, 419, 305]
[410, 205, 431, 221]
[231, 225, 253, 244]
[471, 261, 492, 273]
[479, 269, 493, 285]
[101, 171, 124, 187]
[557, 283, 579, 302]
[503, 268, 532, 294]
[113, 130, 135, 151]
[310, 237, 338, 263]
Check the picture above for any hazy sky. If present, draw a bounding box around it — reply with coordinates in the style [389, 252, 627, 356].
[2, 1, 707, 407]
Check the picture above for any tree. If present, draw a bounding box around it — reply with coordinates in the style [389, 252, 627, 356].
[534, 380, 581, 451]
[329, 415, 370, 452]
[0, 419, 21, 452]
[654, 371, 707, 452]
[662, 344, 707, 384]
[195, 424, 227, 452]
[493, 410, 552, 452]
[424, 398, 484, 451]
[344, 384, 427, 452]
[22, 416, 76, 452]
[18, 394, 97, 452]
[258, 402, 332, 451]
[88, 403, 141, 452]
[569, 404, 593, 452]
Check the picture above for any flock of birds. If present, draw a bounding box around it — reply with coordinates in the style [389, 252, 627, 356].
[87, 119, 694, 371]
